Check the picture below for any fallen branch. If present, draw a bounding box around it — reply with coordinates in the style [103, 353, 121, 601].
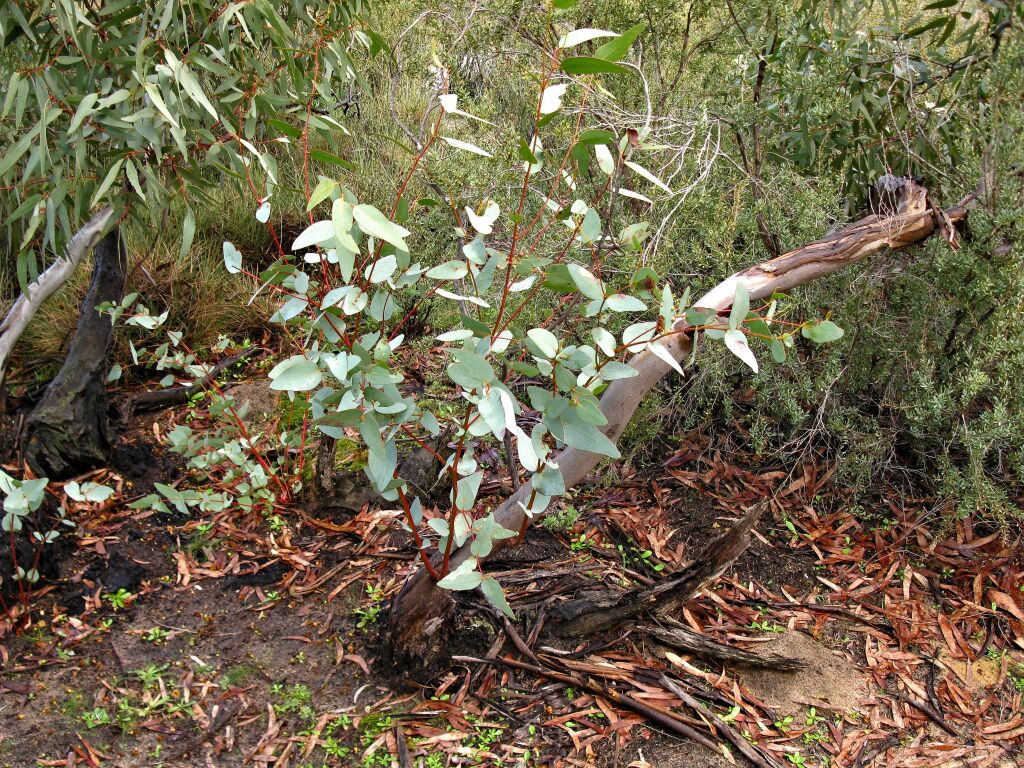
[454, 654, 723, 753]
[645, 618, 801, 671]
[550, 503, 766, 636]
[388, 180, 972, 672]
[659, 674, 787, 768]
[123, 345, 262, 416]
[0, 206, 114, 385]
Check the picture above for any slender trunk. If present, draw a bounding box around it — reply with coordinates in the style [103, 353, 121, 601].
[22, 228, 127, 478]
[384, 181, 968, 675]
[0, 207, 114, 389]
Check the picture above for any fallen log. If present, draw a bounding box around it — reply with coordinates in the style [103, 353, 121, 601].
[386, 179, 971, 675]
[123, 345, 262, 416]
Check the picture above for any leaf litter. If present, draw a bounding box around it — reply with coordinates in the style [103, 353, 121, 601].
[0, 399, 1020, 768]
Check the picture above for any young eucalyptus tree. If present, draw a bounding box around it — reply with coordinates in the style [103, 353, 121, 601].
[0, 0, 376, 474]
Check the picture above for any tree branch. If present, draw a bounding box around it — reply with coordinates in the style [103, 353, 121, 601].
[0, 206, 114, 385]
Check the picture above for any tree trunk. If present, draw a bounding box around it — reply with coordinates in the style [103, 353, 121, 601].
[385, 180, 971, 676]
[23, 228, 127, 479]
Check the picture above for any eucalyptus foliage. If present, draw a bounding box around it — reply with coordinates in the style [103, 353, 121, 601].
[0, 0, 376, 295]
[199, 18, 841, 615]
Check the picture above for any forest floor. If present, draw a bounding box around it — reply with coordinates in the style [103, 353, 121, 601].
[1, 381, 1023, 768]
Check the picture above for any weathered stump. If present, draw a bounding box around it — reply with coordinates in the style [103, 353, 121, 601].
[23, 229, 126, 478]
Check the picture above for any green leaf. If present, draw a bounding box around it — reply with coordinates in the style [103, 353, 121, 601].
[605, 294, 646, 312]
[292, 220, 334, 251]
[592, 327, 616, 356]
[65, 481, 115, 503]
[67, 92, 98, 134]
[480, 576, 514, 618]
[600, 361, 638, 380]
[900, 16, 949, 38]
[448, 351, 495, 389]
[471, 514, 517, 558]
[729, 282, 750, 331]
[177, 67, 218, 120]
[770, 339, 786, 363]
[801, 320, 844, 344]
[0, 131, 34, 177]
[527, 328, 559, 358]
[437, 558, 482, 591]
[268, 356, 321, 391]
[594, 23, 646, 61]
[561, 418, 620, 458]
[567, 264, 604, 300]
[560, 57, 631, 76]
[427, 260, 470, 280]
[455, 471, 483, 511]
[364, 254, 397, 284]
[309, 149, 355, 171]
[353, 204, 410, 251]
[577, 129, 616, 145]
[144, 84, 180, 128]
[223, 242, 242, 273]
[558, 28, 618, 48]
[307, 177, 337, 211]
[440, 136, 493, 157]
[624, 160, 671, 192]
[91, 158, 125, 206]
[543, 264, 576, 293]
[724, 330, 758, 373]
[533, 465, 566, 496]
[180, 207, 196, 261]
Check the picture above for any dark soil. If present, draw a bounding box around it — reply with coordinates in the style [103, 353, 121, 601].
[667, 487, 818, 594]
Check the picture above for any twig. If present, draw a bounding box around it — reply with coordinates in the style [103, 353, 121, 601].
[394, 723, 412, 768]
[454, 655, 723, 753]
[164, 699, 241, 760]
[501, 614, 540, 665]
[124, 346, 263, 415]
[659, 674, 786, 768]
[888, 689, 961, 737]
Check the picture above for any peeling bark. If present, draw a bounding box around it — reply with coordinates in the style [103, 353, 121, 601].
[385, 180, 969, 674]
[23, 229, 127, 478]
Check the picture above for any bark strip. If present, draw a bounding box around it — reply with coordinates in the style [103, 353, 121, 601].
[644, 620, 801, 671]
[550, 502, 766, 636]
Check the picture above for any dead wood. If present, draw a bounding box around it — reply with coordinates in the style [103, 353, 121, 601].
[454, 654, 722, 753]
[124, 345, 262, 415]
[387, 180, 972, 675]
[646, 619, 801, 671]
[23, 228, 127, 478]
[660, 674, 787, 768]
[550, 503, 766, 636]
